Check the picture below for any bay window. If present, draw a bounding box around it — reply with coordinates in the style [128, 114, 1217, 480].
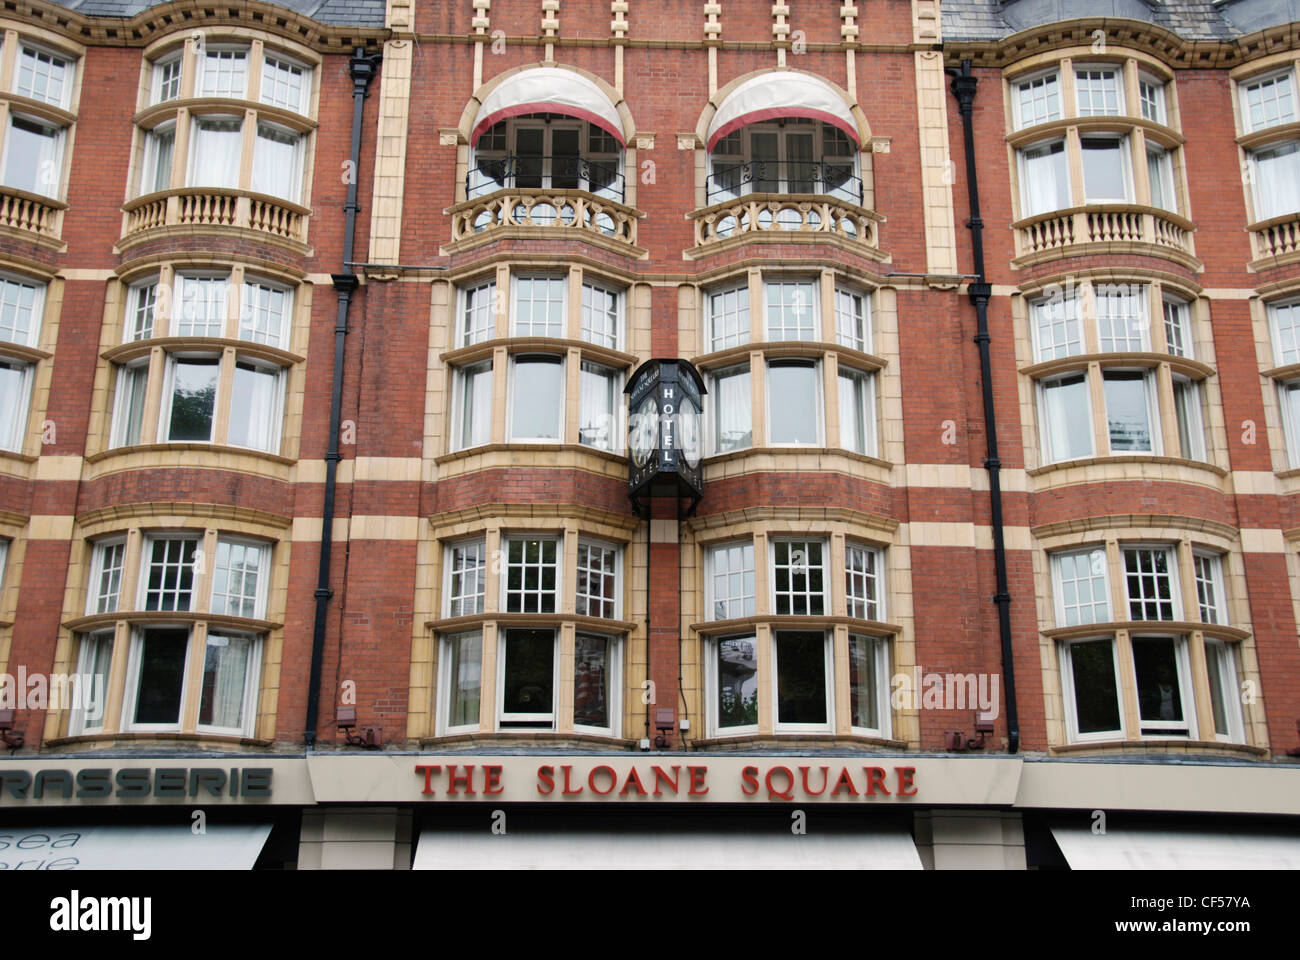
[210, 538, 269, 619]
[1096, 285, 1148, 352]
[196, 631, 260, 735]
[469, 117, 624, 201]
[71, 631, 113, 734]
[110, 366, 149, 448]
[771, 538, 827, 616]
[573, 633, 616, 733]
[160, 356, 219, 442]
[766, 359, 821, 446]
[1239, 66, 1300, 221]
[513, 276, 565, 337]
[706, 119, 860, 203]
[1032, 291, 1082, 360]
[87, 539, 127, 615]
[1163, 297, 1193, 358]
[1172, 375, 1207, 461]
[151, 54, 181, 104]
[1146, 145, 1176, 213]
[16, 44, 70, 107]
[1266, 300, 1300, 467]
[239, 279, 291, 348]
[260, 54, 309, 114]
[1240, 69, 1295, 133]
[1280, 380, 1300, 468]
[228, 360, 284, 452]
[706, 540, 756, 621]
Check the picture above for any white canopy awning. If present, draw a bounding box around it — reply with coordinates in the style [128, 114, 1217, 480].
[472, 67, 625, 145]
[414, 825, 921, 870]
[1051, 824, 1300, 869]
[0, 824, 272, 870]
[707, 72, 859, 150]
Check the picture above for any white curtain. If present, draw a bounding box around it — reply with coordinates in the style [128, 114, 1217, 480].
[450, 633, 481, 726]
[579, 364, 615, 450]
[191, 118, 243, 189]
[460, 364, 492, 448]
[203, 634, 251, 731]
[713, 368, 752, 452]
[252, 126, 300, 201]
[228, 364, 280, 451]
[1042, 376, 1092, 462]
[0, 362, 29, 450]
[1021, 142, 1064, 216]
[1255, 144, 1300, 220]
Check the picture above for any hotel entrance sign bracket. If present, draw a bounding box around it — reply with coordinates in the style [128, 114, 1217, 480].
[625, 358, 707, 519]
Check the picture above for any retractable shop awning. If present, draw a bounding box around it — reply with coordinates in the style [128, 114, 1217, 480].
[1, 824, 272, 870]
[1050, 824, 1300, 869]
[706, 72, 859, 150]
[471, 67, 625, 145]
[414, 825, 922, 870]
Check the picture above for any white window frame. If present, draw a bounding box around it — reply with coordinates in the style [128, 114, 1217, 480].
[151, 53, 183, 105]
[837, 365, 877, 458]
[1130, 633, 1197, 739]
[1192, 550, 1228, 625]
[770, 629, 834, 734]
[450, 359, 493, 452]
[1030, 290, 1083, 362]
[1050, 546, 1112, 627]
[705, 282, 750, 352]
[495, 627, 560, 730]
[1121, 543, 1182, 621]
[0, 358, 34, 453]
[511, 274, 567, 338]
[1080, 133, 1133, 204]
[1280, 379, 1300, 469]
[194, 630, 262, 738]
[1018, 138, 1071, 218]
[1036, 371, 1096, 464]
[1095, 283, 1150, 353]
[704, 539, 756, 621]
[139, 121, 176, 196]
[507, 353, 566, 444]
[1172, 374, 1206, 462]
[0, 274, 44, 348]
[443, 537, 487, 618]
[1, 111, 65, 199]
[580, 280, 624, 350]
[574, 537, 622, 620]
[706, 634, 760, 737]
[706, 362, 752, 456]
[1239, 68, 1296, 134]
[125, 279, 159, 343]
[578, 360, 622, 454]
[251, 121, 304, 203]
[69, 630, 115, 736]
[259, 52, 311, 115]
[847, 633, 891, 738]
[1102, 368, 1161, 455]
[239, 278, 292, 348]
[457, 278, 497, 347]
[1247, 139, 1300, 222]
[137, 533, 202, 612]
[769, 537, 830, 616]
[1138, 73, 1168, 125]
[121, 625, 193, 733]
[500, 534, 562, 614]
[209, 536, 271, 620]
[196, 45, 250, 99]
[437, 629, 484, 735]
[109, 360, 149, 449]
[763, 278, 819, 341]
[1267, 298, 1300, 368]
[845, 541, 885, 622]
[1074, 64, 1125, 117]
[572, 631, 621, 736]
[1162, 296, 1194, 359]
[764, 357, 823, 447]
[86, 537, 128, 616]
[1013, 68, 1063, 130]
[186, 114, 244, 190]
[1203, 638, 1246, 744]
[171, 272, 230, 338]
[833, 285, 871, 353]
[14, 43, 72, 109]
[1059, 636, 1126, 743]
[1145, 143, 1177, 213]
[225, 357, 285, 454]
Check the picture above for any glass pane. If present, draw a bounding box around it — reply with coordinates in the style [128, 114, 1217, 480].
[198, 633, 252, 729]
[252, 125, 298, 201]
[716, 636, 758, 728]
[574, 634, 610, 728]
[133, 628, 189, 725]
[579, 361, 617, 451]
[457, 362, 492, 449]
[1081, 137, 1128, 202]
[712, 365, 751, 453]
[190, 119, 242, 189]
[550, 127, 581, 189]
[838, 369, 871, 454]
[501, 628, 554, 721]
[147, 128, 174, 194]
[1253, 142, 1300, 220]
[1041, 374, 1092, 461]
[1205, 643, 1232, 738]
[3, 116, 60, 197]
[166, 359, 219, 442]
[511, 356, 563, 440]
[447, 631, 482, 727]
[514, 127, 544, 187]
[775, 631, 827, 726]
[114, 365, 148, 447]
[1020, 141, 1070, 216]
[1132, 637, 1184, 727]
[0, 362, 28, 451]
[228, 362, 280, 452]
[1069, 639, 1121, 735]
[848, 635, 880, 730]
[751, 132, 779, 192]
[767, 361, 818, 444]
[1104, 372, 1153, 452]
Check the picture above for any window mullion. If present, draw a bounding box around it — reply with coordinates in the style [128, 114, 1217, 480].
[247, 39, 265, 103]
[1131, 127, 1152, 205]
[196, 528, 219, 615]
[237, 107, 257, 193]
[1154, 363, 1178, 456]
[1065, 126, 1085, 207]
[226, 264, 245, 339]
[1114, 628, 1139, 739]
[1186, 628, 1216, 739]
[829, 528, 848, 618]
[556, 621, 575, 733]
[1087, 362, 1107, 456]
[178, 620, 206, 732]
[139, 345, 166, 443]
[832, 622, 850, 735]
[823, 352, 841, 452]
[560, 523, 577, 616]
[213, 346, 236, 444]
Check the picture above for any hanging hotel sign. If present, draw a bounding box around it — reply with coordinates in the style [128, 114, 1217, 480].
[625, 358, 706, 512]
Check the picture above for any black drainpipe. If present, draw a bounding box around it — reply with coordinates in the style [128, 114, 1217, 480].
[304, 47, 381, 746]
[948, 60, 1019, 754]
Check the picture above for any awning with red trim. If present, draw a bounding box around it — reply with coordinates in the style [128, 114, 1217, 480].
[471, 68, 625, 146]
[706, 71, 859, 151]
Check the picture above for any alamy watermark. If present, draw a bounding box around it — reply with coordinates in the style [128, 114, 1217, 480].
[0, 668, 103, 712]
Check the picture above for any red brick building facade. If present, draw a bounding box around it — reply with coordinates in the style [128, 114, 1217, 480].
[0, 0, 1297, 869]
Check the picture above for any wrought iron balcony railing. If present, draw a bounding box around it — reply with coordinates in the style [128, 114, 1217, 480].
[705, 159, 863, 205]
[467, 154, 625, 203]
